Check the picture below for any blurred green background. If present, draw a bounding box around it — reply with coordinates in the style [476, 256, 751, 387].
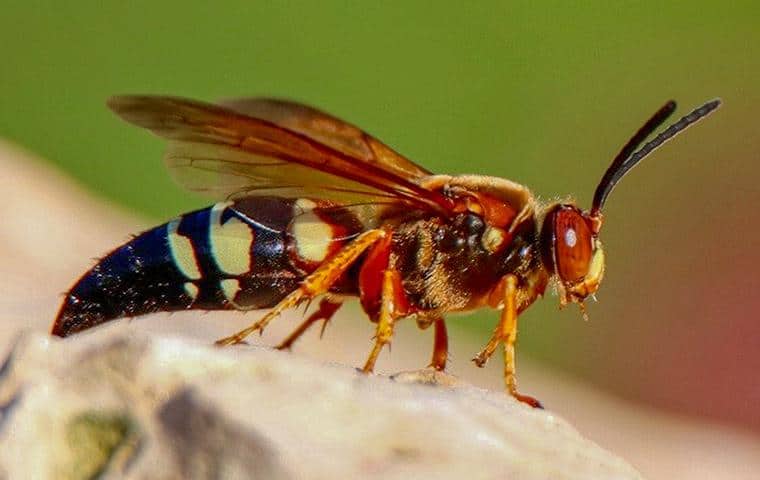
[2, 2, 759, 432]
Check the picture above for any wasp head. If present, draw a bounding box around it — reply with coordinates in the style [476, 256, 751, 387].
[541, 98, 721, 310]
[540, 204, 605, 307]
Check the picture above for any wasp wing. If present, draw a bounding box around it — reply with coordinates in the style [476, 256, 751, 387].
[108, 95, 448, 213]
[218, 98, 432, 180]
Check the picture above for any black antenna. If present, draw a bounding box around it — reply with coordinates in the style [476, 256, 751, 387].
[591, 100, 676, 214]
[591, 99, 721, 217]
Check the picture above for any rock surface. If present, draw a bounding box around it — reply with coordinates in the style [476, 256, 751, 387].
[0, 329, 643, 480]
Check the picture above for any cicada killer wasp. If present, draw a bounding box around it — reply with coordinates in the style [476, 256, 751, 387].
[53, 95, 720, 407]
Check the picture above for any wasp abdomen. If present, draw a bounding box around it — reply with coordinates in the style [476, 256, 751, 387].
[53, 197, 365, 337]
[53, 201, 294, 336]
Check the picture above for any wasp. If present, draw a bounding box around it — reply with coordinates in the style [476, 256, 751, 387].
[53, 95, 720, 407]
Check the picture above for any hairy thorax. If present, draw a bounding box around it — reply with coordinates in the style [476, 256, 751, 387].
[389, 211, 544, 317]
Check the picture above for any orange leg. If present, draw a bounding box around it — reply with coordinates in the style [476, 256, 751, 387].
[215, 229, 385, 346]
[361, 269, 400, 373]
[472, 274, 542, 408]
[275, 298, 343, 350]
[429, 318, 448, 371]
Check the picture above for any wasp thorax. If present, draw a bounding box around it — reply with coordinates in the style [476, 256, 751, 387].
[540, 204, 604, 302]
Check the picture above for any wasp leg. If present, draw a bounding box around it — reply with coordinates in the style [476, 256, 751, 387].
[429, 318, 448, 371]
[215, 229, 386, 346]
[472, 274, 542, 408]
[361, 269, 401, 373]
[275, 298, 343, 350]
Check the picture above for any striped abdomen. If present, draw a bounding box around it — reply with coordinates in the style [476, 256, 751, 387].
[53, 197, 364, 336]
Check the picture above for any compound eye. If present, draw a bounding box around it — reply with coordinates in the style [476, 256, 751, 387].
[554, 207, 593, 282]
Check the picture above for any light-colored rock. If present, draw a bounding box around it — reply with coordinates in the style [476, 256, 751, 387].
[0, 328, 643, 480]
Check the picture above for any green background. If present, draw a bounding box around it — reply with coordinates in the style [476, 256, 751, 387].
[2, 2, 759, 430]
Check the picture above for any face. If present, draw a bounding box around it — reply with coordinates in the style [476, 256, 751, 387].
[540, 204, 605, 305]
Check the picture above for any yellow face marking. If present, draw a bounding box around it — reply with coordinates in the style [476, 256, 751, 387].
[220, 278, 241, 302]
[290, 199, 334, 264]
[209, 202, 254, 276]
[183, 282, 199, 301]
[167, 219, 202, 280]
[565, 240, 605, 302]
[585, 241, 605, 288]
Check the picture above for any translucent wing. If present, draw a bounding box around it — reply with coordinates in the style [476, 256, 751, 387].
[219, 97, 432, 180]
[163, 140, 401, 203]
[108, 95, 449, 213]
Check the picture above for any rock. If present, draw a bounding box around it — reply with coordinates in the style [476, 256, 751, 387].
[0, 328, 643, 480]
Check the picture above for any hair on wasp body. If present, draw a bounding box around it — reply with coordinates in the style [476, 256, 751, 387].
[53, 95, 720, 408]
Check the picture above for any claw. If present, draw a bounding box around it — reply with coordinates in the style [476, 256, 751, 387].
[215, 322, 266, 346]
[318, 318, 330, 339]
[471, 354, 487, 368]
[514, 393, 544, 409]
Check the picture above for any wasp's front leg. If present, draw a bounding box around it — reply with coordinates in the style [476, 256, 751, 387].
[215, 229, 385, 346]
[472, 274, 542, 408]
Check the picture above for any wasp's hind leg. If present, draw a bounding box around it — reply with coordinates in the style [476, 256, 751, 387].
[215, 229, 386, 347]
[472, 274, 542, 408]
[275, 297, 343, 350]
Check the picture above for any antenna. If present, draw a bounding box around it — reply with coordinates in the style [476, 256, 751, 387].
[590, 99, 721, 218]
